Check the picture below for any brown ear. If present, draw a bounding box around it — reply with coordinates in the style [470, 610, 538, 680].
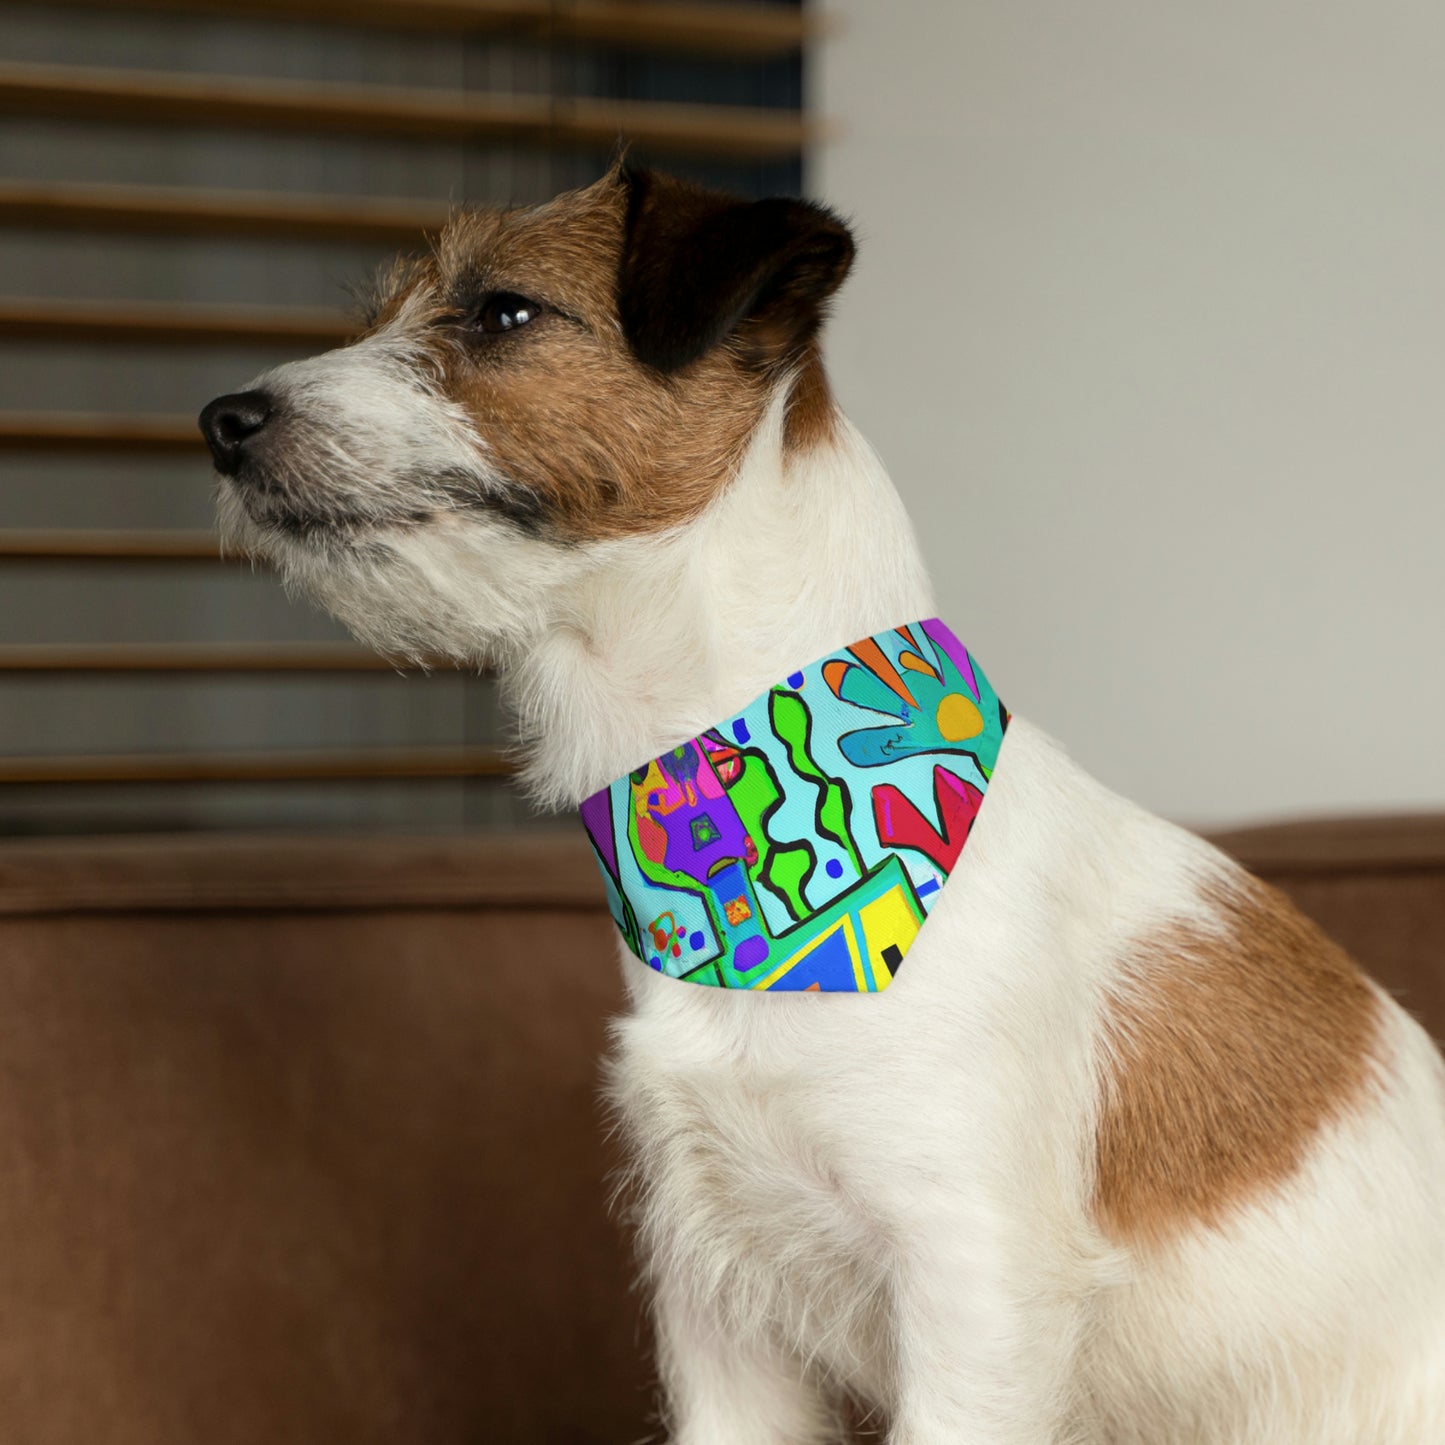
[617, 167, 855, 375]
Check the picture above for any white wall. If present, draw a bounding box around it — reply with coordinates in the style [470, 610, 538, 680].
[813, 1, 1445, 827]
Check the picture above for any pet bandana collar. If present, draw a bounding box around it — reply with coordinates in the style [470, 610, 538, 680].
[579, 620, 1007, 992]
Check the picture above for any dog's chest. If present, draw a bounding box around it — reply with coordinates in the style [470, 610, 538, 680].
[611, 997, 895, 1389]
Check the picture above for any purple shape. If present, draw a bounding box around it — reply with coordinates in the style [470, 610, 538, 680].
[921, 617, 980, 701]
[647, 753, 751, 885]
[787, 671, 804, 688]
[659, 742, 704, 798]
[579, 788, 618, 877]
[917, 877, 941, 898]
[732, 719, 751, 744]
[648, 956, 662, 970]
[825, 858, 843, 879]
[689, 931, 706, 951]
[735, 935, 770, 970]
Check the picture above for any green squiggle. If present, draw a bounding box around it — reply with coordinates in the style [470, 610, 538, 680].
[769, 689, 863, 877]
[730, 748, 812, 921]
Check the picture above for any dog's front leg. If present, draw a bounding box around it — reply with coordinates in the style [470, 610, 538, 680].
[654, 1274, 840, 1445]
[885, 1219, 1086, 1445]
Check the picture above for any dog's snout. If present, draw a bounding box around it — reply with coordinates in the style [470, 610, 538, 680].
[199, 390, 273, 475]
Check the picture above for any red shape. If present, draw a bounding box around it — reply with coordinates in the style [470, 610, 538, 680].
[872, 766, 985, 874]
[637, 811, 669, 866]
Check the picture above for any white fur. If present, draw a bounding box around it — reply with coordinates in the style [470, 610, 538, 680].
[221, 353, 1445, 1442]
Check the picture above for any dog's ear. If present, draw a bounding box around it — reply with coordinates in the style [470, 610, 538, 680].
[618, 167, 855, 375]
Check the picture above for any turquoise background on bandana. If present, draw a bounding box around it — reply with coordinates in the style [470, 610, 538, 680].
[579, 620, 1007, 992]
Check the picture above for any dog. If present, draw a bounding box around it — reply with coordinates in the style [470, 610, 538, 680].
[200, 164, 1445, 1443]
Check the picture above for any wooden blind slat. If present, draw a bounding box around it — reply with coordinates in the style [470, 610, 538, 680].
[0, 530, 227, 561]
[0, 297, 353, 348]
[0, 746, 512, 784]
[0, 62, 818, 161]
[0, 412, 201, 452]
[0, 180, 449, 245]
[0, 643, 417, 672]
[21, 0, 815, 58]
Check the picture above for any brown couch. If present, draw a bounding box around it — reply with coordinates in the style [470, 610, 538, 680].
[0, 819, 1439, 1444]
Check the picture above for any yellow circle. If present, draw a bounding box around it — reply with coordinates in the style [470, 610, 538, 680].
[936, 693, 984, 742]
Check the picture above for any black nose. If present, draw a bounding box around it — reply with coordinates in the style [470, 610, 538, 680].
[199, 390, 272, 475]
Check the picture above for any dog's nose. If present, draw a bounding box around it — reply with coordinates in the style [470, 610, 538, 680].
[199, 390, 273, 475]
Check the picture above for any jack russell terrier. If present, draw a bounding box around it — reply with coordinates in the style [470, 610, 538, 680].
[200, 164, 1445, 1444]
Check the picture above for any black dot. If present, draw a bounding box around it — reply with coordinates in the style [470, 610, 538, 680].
[882, 944, 904, 974]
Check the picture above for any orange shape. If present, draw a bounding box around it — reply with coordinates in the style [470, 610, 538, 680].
[898, 649, 939, 680]
[724, 895, 753, 926]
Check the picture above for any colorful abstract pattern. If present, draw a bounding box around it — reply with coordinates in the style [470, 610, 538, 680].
[579, 620, 1007, 992]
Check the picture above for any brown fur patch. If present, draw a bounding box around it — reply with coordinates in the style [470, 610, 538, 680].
[1094, 873, 1382, 1247]
[783, 341, 840, 453]
[372, 175, 770, 541]
[618, 167, 853, 379]
[364, 170, 845, 541]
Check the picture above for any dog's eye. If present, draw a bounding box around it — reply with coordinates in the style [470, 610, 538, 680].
[474, 292, 542, 335]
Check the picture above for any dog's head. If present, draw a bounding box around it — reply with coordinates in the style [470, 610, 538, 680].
[200, 166, 854, 662]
